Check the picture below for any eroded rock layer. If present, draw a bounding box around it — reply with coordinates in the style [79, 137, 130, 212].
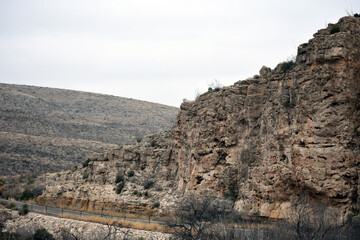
[40, 16, 360, 219]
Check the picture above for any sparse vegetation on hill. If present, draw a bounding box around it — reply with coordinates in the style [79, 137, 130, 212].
[0, 83, 178, 176]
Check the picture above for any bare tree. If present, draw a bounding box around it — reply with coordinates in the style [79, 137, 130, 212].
[60, 222, 133, 240]
[168, 193, 228, 240]
[283, 195, 341, 240]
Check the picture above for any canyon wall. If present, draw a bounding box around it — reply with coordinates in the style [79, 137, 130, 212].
[39, 16, 360, 219]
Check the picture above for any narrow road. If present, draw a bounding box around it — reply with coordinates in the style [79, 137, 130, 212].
[1, 199, 165, 226]
[1, 199, 262, 237]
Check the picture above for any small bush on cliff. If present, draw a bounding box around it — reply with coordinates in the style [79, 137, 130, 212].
[82, 158, 91, 168]
[82, 172, 89, 179]
[115, 181, 125, 194]
[152, 202, 160, 209]
[127, 170, 135, 177]
[115, 174, 124, 184]
[208, 79, 222, 92]
[330, 26, 340, 34]
[150, 139, 161, 148]
[224, 183, 238, 202]
[143, 180, 154, 190]
[280, 59, 296, 72]
[133, 190, 142, 197]
[355, 13, 360, 17]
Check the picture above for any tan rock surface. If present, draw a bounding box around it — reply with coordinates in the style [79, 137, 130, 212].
[40, 16, 360, 219]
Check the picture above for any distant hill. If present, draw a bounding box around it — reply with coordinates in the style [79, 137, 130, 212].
[0, 83, 179, 176]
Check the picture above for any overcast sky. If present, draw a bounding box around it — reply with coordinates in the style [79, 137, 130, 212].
[1, 0, 359, 107]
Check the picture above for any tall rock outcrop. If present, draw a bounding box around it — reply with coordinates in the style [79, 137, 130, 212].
[39, 16, 360, 219]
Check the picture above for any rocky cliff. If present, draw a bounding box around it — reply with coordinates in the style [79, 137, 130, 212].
[39, 16, 360, 219]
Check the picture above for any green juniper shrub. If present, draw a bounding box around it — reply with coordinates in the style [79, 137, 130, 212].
[150, 140, 159, 148]
[330, 26, 340, 34]
[20, 189, 34, 201]
[82, 172, 89, 179]
[115, 174, 124, 184]
[32, 228, 55, 240]
[8, 203, 17, 210]
[143, 191, 149, 198]
[143, 180, 154, 190]
[224, 183, 239, 202]
[82, 158, 91, 168]
[132, 190, 142, 197]
[27, 177, 35, 185]
[127, 170, 135, 177]
[354, 13, 360, 17]
[115, 181, 125, 194]
[280, 60, 296, 72]
[19, 204, 29, 215]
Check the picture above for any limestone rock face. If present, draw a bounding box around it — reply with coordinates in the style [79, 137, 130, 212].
[41, 16, 360, 219]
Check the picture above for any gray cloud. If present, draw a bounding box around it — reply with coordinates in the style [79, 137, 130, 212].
[1, 0, 359, 106]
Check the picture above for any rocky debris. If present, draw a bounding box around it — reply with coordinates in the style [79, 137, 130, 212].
[40, 16, 360, 220]
[2, 210, 170, 240]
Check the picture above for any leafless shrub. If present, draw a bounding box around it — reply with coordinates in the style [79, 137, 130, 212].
[168, 193, 359, 240]
[168, 193, 229, 240]
[60, 223, 134, 240]
[208, 79, 223, 92]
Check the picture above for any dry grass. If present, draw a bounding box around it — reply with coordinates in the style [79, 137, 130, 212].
[59, 213, 169, 233]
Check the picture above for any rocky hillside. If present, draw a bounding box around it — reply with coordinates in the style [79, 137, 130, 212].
[39, 16, 360, 220]
[0, 84, 178, 176]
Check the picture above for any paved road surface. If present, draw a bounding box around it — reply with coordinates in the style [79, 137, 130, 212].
[1, 199, 260, 237]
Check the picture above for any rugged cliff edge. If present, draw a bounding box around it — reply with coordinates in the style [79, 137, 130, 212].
[39, 16, 360, 219]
